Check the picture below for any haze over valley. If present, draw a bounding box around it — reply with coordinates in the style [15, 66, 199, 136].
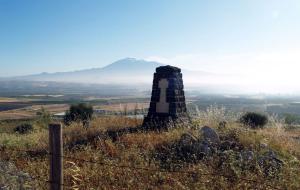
[1, 57, 299, 95]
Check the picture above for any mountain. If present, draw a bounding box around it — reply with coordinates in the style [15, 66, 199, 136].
[9, 58, 214, 85]
[11, 58, 162, 84]
[0, 58, 248, 95]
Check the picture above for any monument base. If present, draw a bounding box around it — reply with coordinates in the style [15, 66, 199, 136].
[143, 65, 190, 130]
[142, 114, 191, 130]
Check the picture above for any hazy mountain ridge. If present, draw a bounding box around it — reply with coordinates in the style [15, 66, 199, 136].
[1, 58, 296, 95]
[7, 58, 214, 85]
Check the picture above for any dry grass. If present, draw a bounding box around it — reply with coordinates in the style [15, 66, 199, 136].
[0, 113, 300, 189]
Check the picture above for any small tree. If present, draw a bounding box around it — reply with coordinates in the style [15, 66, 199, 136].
[123, 104, 128, 116]
[36, 107, 52, 128]
[134, 103, 139, 116]
[64, 103, 93, 128]
[240, 112, 268, 129]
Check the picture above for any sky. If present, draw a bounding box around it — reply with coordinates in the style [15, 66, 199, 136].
[1, 0, 300, 93]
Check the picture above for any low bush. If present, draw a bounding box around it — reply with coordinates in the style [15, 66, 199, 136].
[36, 107, 52, 128]
[64, 103, 93, 128]
[14, 123, 33, 134]
[284, 113, 300, 125]
[240, 112, 268, 129]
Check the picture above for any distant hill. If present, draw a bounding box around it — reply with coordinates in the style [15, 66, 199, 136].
[8, 58, 214, 85]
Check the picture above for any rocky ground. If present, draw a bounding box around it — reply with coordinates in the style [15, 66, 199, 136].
[0, 161, 31, 189]
[0, 115, 299, 189]
[155, 125, 285, 179]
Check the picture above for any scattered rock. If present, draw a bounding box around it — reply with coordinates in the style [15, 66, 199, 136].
[176, 132, 218, 161]
[197, 140, 213, 158]
[175, 133, 201, 161]
[218, 121, 227, 129]
[200, 126, 220, 145]
[178, 133, 197, 146]
[0, 161, 31, 189]
[260, 143, 268, 149]
[241, 150, 255, 162]
[258, 150, 283, 177]
[155, 127, 284, 180]
[220, 141, 238, 151]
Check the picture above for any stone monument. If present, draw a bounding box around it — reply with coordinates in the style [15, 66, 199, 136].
[143, 65, 189, 129]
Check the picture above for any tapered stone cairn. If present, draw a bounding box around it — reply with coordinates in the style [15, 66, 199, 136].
[143, 65, 190, 130]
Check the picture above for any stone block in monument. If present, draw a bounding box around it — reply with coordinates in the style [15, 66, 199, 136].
[143, 65, 190, 129]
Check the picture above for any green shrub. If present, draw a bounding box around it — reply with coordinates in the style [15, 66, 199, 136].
[64, 103, 93, 128]
[14, 123, 33, 134]
[240, 112, 268, 129]
[36, 107, 52, 128]
[284, 113, 300, 125]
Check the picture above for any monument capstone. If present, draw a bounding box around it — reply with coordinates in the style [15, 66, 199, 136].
[143, 65, 189, 129]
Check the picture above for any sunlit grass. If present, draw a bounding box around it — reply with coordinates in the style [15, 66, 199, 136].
[0, 110, 300, 189]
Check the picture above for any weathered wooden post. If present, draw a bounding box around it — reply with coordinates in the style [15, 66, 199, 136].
[49, 123, 63, 190]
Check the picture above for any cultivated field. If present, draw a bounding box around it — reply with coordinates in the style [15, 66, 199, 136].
[0, 104, 69, 120]
[95, 102, 149, 112]
[0, 97, 23, 103]
[0, 94, 152, 120]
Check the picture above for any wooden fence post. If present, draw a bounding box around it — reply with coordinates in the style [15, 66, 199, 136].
[49, 123, 63, 190]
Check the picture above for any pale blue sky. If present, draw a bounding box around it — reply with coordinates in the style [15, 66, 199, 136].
[1, 0, 300, 77]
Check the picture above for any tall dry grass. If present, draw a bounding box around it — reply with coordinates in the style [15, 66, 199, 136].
[0, 110, 299, 189]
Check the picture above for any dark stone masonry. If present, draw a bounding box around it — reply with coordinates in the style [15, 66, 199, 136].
[143, 65, 190, 129]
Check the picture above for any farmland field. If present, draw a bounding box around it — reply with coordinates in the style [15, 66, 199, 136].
[2, 94, 300, 121]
